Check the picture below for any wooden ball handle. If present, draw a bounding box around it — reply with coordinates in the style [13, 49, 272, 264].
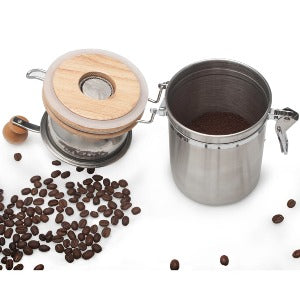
[2, 115, 30, 144]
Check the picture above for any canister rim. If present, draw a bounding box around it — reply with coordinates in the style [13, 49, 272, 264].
[165, 59, 272, 144]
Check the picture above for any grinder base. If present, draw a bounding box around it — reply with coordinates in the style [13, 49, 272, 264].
[40, 113, 132, 168]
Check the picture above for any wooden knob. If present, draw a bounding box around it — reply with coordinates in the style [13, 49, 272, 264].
[2, 116, 29, 144]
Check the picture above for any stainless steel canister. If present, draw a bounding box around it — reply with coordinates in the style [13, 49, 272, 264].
[146, 60, 298, 205]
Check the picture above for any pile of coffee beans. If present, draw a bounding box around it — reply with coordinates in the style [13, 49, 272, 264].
[0, 158, 141, 270]
[187, 112, 250, 135]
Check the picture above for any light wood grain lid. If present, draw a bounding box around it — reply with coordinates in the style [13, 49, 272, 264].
[43, 49, 148, 134]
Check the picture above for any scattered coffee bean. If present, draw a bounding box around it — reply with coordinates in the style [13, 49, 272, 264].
[65, 207, 74, 216]
[220, 255, 229, 266]
[101, 227, 111, 238]
[170, 259, 180, 270]
[61, 171, 71, 179]
[90, 211, 99, 218]
[14, 153, 22, 161]
[13, 263, 24, 270]
[122, 216, 130, 226]
[76, 167, 84, 172]
[30, 175, 41, 183]
[34, 264, 44, 270]
[272, 214, 284, 224]
[87, 168, 95, 174]
[52, 160, 61, 166]
[51, 170, 61, 178]
[39, 245, 50, 252]
[119, 179, 128, 188]
[131, 207, 141, 215]
[82, 250, 94, 260]
[287, 199, 296, 208]
[21, 188, 31, 195]
[292, 250, 300, 258]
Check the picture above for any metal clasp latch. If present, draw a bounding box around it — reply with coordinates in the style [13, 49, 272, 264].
[137, 81, 169, 124]
[269, 107, 299, 154]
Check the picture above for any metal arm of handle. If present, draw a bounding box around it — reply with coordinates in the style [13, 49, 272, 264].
[268, 107, 299, 154]
[137, 81, 169, 124]
[26, 69, 46, 81]
[12, 116, 40, 133]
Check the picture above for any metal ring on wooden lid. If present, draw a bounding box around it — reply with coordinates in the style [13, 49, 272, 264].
[43, 49, 148, 134]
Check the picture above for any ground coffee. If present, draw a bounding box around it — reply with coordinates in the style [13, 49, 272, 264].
[187, 112, 250, 135]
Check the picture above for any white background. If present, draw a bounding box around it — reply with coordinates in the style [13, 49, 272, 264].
[1, 0, 300, 298]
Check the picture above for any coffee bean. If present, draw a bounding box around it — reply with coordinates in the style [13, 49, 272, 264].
[76, 202, 85, 211]
[21, 188, 31, 195]
[13, 251, 23, 263]
[52, 160, 61, 166]
[61, 171, 71, 179]
[108, 201, 117, 209]
[51, 170, 61, 178]
[24, 197, 33, 206]
[80, 210, 89, 218]
[34, 264, 44, 270]
[92, 244, 102, 253]
[82, 226, 91, 235]
[65, 182, 75, 189]
[83, 178, 93, 185]
[58, 199, 68, 208]
[15, 226, 27, 234]
[39, 245, 50, 252]
[82, 250, 94, 260]
[122, 188, 130, 196]
[292, 250, 300, 258]
[47, 184, 57, 191]
[40, 214, 48, 223]
[6, 259, 13, 270]
[111, 216, 119, 225]
[78, 233, 85, 241]
[13, 264, 24, 270]
[170, 259, 180, 270]
[287, 199, 296, 208]
[90, 225, 98, 234]
[43, 178, 53, 185]
[34, 181, 42, 188]
[65, 253, 74, 263]
[272, 214, 284, 224]
[98, 205, 107, 213]
[0, 203, 4, 211]
[14, 153, 22, 161]
[93, 233, 101, 243]
[65, 207, 74, 216]
[39, 189, 47, 197]
[85, 234, 94, 246]
[101, 227, 111, 238]
[90, 211, 99, 218]
[122, 216, 129, 226]
[23, 246, 33, 255]
[78, 242, 87, 251]
[99, 220, 109, 227]
[131, 207, 141, 215]
[103, 178, 110, 186]
[55, 192, 65, 199]
[62, 221, 71, 230]
[71, 221, 79, 231]
[92, 175, 103, 181]
[55, 244, 64, 253]
[220, 255, 229, 266]
[67, 231, 76, 240]
[92, 197, 100, 206]
[31, 188, 38, 196]
[33, 198, 44, 206]
[64, 247, 72, 255]
[121, 202, 132, 211]
[28, 240, 40, 249]
[111, 181, 119, 189]
[103, 209, 113, 218]
[30, 225, 39, 236]
[118, 179, 128, 188]
[30, 175, 41, 183]
[79, 219, 87, 228]
[76, 167, 84, 172]
[113, 192, 123, 199]
[87, 168, 95, 174]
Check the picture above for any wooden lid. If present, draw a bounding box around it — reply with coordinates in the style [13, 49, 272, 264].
[43, 49, 148, 134]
